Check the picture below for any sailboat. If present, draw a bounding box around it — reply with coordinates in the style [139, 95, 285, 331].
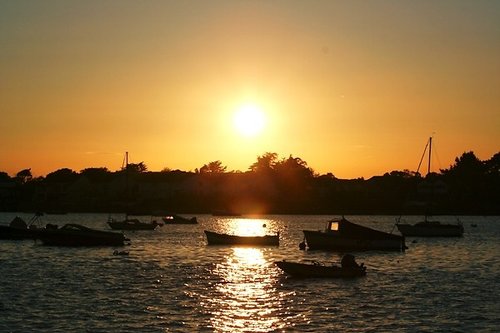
[396, 137, 464, 237]
[107, 152, 162, 230]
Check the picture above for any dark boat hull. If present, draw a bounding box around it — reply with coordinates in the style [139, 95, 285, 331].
[162, 215, 198, 224]
[303, 230, 404, 251]
[107, 218, 159, 230]
[204, 230, 279, 246]
[37, 224, 127, 246]
[396, 222, 464, 237]
[275, 261, 366, 278]
[303, 217, 406, 251]
[0, 225, 37, 240]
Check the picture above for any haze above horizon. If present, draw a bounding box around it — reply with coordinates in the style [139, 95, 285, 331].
[1, 1, 499, 179]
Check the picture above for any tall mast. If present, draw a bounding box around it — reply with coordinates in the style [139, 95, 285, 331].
[427, 137, 432, 176]
[125, 152, 129, 219]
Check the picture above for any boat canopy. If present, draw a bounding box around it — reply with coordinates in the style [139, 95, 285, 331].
[328, 217, 401, 240]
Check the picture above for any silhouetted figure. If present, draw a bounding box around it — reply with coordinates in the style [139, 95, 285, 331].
[341, 254, 363, 269]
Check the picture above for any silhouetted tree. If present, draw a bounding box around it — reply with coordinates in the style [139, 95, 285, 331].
[127, 162, 148, 173]
[80, 167, 111, 182]
[274, 155, 314, 179]
[485, 152, 500, 176]
[2, 149, 499, 214]
[199, 161, 227, 173]
[0, 171, 11, 182]
[45, 168, 78, 183]
[15, 168, 32, 184]
[386, 169, 418, 178]
[441, 151, 484, 178]
[250, 152, 278, 172]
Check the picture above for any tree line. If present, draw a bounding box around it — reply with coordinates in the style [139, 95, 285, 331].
[0, 151, 499, 215]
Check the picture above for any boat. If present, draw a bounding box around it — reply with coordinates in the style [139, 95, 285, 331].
[107, 216, 161, 230]
[107, 152, 162, 231]
[204, 230, 279, 246]
[275, 255, 366, 278]
[36, 223, 129, 246]
[162, 214, 198, 224]
[0, 213, 58, 240]
[303, 216, 406, 251]
[396, 137, 464, 237]
[396, 218, 464, 237]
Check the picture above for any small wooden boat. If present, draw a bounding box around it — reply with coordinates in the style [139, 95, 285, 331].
[107, 217, 161, 230]
[204, 230, 279, 246]
[162, 214, 197, 224]
[303, 216, 406, 251]
[37, 224, 129, 246]
[275, 260, 366, 278]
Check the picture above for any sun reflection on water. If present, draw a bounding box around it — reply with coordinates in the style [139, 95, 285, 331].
[207, 247, 286, 332]
[224, 218, 278, 236]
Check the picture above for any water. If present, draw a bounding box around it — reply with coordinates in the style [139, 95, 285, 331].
[1, 214, 499, 332]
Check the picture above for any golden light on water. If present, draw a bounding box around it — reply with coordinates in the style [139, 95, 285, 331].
[209, 248, 286, 332]
[226, 218, 277, 237]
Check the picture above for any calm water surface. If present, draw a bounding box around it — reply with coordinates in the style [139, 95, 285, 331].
[1, 213, 499, 332]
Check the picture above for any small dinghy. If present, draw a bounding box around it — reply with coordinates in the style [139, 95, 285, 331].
[275, 254, 366, 278]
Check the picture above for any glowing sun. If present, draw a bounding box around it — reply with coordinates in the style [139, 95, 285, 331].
[233, 104, 266, 137]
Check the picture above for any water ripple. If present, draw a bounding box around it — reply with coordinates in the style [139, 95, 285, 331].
[0, 214, 499, 332]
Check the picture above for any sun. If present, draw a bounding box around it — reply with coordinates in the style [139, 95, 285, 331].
[233, 104, 266, 137]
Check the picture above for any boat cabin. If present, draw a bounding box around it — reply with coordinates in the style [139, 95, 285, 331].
[326, 220, 340, 232]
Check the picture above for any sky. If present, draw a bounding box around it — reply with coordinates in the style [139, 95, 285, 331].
[1, 1, 499, 179]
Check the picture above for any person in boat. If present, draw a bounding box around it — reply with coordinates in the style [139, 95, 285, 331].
[341, 254, 365, 270]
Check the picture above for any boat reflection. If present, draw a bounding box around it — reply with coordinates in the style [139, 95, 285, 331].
[208, 247, 286, 332]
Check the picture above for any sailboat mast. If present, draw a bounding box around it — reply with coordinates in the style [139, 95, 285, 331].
[125, 152, 129, 219]
[427, 137, 432, 176]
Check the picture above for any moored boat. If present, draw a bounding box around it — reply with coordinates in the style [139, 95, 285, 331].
[162, 214, 197, 224]
[204, 230, 279, 246]
[396, 219, 464, 237]
[303, 216, 406, 251]
[0, 213, 57, 240]
[37, 223, 128, 246]
[275, 258, 366, 278]
[107, 217, 161, 230]
[107, 152, 162, 231]
[395, 137, 464, 237]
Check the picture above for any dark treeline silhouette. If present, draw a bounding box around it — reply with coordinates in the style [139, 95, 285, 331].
[0, 151, 499, 215]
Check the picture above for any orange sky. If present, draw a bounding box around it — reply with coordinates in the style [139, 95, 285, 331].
[1, 1, 499, 179]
